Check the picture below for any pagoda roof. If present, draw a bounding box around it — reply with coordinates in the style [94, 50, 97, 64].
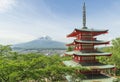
[66, 40, 109, 46]
[65, 74, 115, 82]
[65, 51, 111, 56]
[63, 60, 115, 70]
[75, 28, 108, 32]
[67, 28, 108, 37]
[75, 40, 109, 44]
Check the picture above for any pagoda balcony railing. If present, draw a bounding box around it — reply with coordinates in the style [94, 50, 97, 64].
[76, 38, 96, 41]
[74, 50, 98, 53]
[74, 48, 96, 51]
[80, 70, 100, 74]
[73, 59, 99, 63]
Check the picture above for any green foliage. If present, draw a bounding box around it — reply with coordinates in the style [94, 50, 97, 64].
[0, 45, 85, 82]
[99, 37, 120, 75]
[0, 45, 12, 57]
[67, 46, 74, 51]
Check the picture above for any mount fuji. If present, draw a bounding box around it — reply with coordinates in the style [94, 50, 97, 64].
[13, 36, 66, 49]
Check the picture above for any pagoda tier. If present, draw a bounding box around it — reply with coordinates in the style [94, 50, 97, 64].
[66, 40, 109, 46]
[65, 51, 112, 56]
[66, 40, 109, 51]
[63, 60, 114, 70]
[67, 28, 108, 38]
[63, 60, 115, 79]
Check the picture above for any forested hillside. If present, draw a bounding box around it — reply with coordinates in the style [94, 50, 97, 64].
[0, 45, 86, 82]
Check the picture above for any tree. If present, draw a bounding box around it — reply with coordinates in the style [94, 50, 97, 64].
[67, 46, 74, 51]
[0, 45, 12, 57]
[99, 37, 120, 75]
[0, 45, 87, 82]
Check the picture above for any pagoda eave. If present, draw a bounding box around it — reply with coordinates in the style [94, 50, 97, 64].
[66, 40, 109, 46]
[67, 28, 108, 37]
[66, 42, 109, 46]
[65, 51, 112, 56]
[73, 53, 112, 56]
[67, 29, 80, 37]
[63, 60, 115, 69]
[75, 40, 109, 44]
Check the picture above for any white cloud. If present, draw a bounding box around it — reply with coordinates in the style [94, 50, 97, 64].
[0, 30, 36, 45]
[0, 0, 16, 13]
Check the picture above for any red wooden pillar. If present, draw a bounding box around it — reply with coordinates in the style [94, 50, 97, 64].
[80, 56, 82, 62]
[94, 56, 95, 61]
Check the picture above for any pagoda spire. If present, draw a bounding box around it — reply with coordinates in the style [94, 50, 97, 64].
[82, 2, 87, 29]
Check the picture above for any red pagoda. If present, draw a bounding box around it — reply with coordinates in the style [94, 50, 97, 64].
[63, 3, 115, 82]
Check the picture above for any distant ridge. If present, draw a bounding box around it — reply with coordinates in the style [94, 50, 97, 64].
[13, 36, 66, 49]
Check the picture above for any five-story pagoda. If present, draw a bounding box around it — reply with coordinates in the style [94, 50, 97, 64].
[63, 3, 115, 82]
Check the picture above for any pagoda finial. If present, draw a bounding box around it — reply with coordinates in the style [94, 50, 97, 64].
[82, 2, 87, 29]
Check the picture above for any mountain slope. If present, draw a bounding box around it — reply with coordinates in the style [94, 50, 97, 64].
[13, 36, 66, 49]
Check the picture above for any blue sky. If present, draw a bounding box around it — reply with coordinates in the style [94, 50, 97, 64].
[0, 0, 120, 45]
